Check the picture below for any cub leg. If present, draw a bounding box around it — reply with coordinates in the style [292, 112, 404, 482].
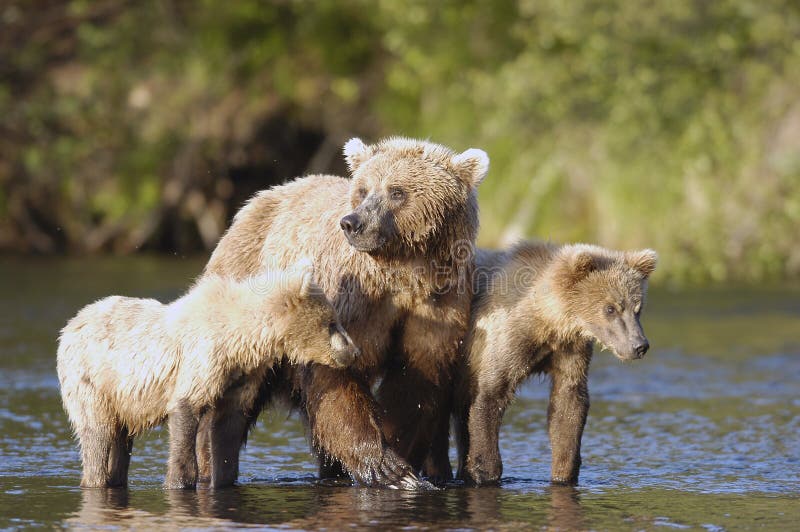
[453, 385, 471, 481]
[198, 370, 279, 488]
[209, 403, 249, 489]
[78, 425, 117, 488]
[196, 412, 212, 485]
[547, 348, 591, 485]
[461, 384, 512, 485]
[165, 400, 199, 489]
[107, 426, 134, 487]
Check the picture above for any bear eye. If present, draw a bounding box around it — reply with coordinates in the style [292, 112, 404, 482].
[328, 322, 337, 334]
[389, 187, 406, 202]
[357, 187, 368, 200]
[605, 305, 616, 315]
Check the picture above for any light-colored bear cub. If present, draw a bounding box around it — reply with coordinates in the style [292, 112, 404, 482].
[57, 263, 359, 489]
[454, 241, 657, 486]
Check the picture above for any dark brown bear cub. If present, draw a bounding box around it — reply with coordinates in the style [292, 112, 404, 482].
[454, 241, 657, 486]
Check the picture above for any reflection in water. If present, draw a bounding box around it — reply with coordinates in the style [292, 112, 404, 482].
[69, 488, 257, 529]
[545, 486, 584, 531]
[65, 483, 588, 530]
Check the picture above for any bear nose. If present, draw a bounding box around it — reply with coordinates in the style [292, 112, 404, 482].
[340, 214, 363, 235]
[634, 341, 649, 358]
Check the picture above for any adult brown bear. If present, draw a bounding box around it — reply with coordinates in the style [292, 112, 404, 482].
[198, 137, 489, 487]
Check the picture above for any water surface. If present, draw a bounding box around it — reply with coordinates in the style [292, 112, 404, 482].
[1, 257, 798, 529]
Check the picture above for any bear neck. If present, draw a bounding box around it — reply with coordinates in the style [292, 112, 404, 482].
[420, 192, 479, 276]
[522, 264, 587, 352]
[365, 194, 478, 296]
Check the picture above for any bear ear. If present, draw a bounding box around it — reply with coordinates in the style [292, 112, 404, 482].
[292, 258, 316, 297]
[562, 251, 598, 285]
[299, 270, 315, 297]
[343, 137, 373, 173]
[282, 258, 316, 301]
[451, 148, 490, 188]
[625, 249, 658, 278]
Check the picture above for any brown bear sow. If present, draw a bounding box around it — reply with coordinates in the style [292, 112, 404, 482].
[201, 137, 488, 487]
[57, 265, 358, 488]
[454, 242, 657, 485]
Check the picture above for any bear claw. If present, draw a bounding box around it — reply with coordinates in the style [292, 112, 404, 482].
[351, 448, 438, 490]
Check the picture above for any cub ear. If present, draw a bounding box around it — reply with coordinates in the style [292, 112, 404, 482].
[299, 270, 315, 297]
[343, 137, 372, 173]
[626, 249, 658, 278]
[561, 251, 598, 285]
[451, 148, 490, 188]
[293, 258, 316, 297]
[282, 258, 316, 300]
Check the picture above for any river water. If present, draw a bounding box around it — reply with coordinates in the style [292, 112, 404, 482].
[1, 256, 798, 530]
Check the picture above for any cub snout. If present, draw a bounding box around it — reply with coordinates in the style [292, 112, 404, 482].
[633, 340, 649, 359]
[330, 329, 360, 367]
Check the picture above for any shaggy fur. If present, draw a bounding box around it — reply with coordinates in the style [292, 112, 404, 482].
[454, 241, 657, 485]
[201, 136, 488, 487]
[57, 266, 358, 488]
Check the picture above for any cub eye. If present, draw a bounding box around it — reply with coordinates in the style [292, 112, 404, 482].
[389, 188, 406, 202]
[605, 305, 616, 315]
[357, 188, 368, 200]
[328, 322, 337, 334]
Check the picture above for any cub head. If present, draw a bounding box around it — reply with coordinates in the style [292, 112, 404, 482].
[339, 137, 489, 255]
[556, 245, 658, 361]
[276, 261, 359, 368]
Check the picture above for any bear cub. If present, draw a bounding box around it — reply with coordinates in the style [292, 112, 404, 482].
[57, 263, 358, 489]
[454, 241, 657, 486]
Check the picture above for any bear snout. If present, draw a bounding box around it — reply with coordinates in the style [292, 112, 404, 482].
[330, 330, 360, 367]
[633, 340, 649, 359]
[332, 344, 360, 367]
[340, 213, 363, 235]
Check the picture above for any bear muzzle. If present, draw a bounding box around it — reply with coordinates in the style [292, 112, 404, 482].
[340, 213, 364, 235]
[330, 328, 360, 367]
[340, 212, 390, 252]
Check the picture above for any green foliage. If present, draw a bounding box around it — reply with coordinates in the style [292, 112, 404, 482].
[372, 0, 800, 283]
[1, 0, 798, 283]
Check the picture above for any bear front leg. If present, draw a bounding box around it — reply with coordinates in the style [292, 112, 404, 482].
[301, 364, 426, 489]
[421, 397, 454, 484]
[376, 360, 450, 475]
[377, 300, 467, 480]
[547, 349, 591, 485]
[165, 400, 199, 489]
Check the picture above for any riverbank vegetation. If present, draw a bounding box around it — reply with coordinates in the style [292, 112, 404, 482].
[1, 0, 798, 283]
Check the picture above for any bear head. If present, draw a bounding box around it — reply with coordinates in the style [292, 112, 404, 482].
[269, 260, 360, 368]
[553, 245, 658, 361]
[339, 137, 489, 257]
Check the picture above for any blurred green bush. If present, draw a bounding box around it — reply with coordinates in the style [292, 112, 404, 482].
[1, 0, 798, 283]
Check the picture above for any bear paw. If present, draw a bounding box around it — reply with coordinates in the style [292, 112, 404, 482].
[353, 447, 437, 490]
[463, 461, 502, 486]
